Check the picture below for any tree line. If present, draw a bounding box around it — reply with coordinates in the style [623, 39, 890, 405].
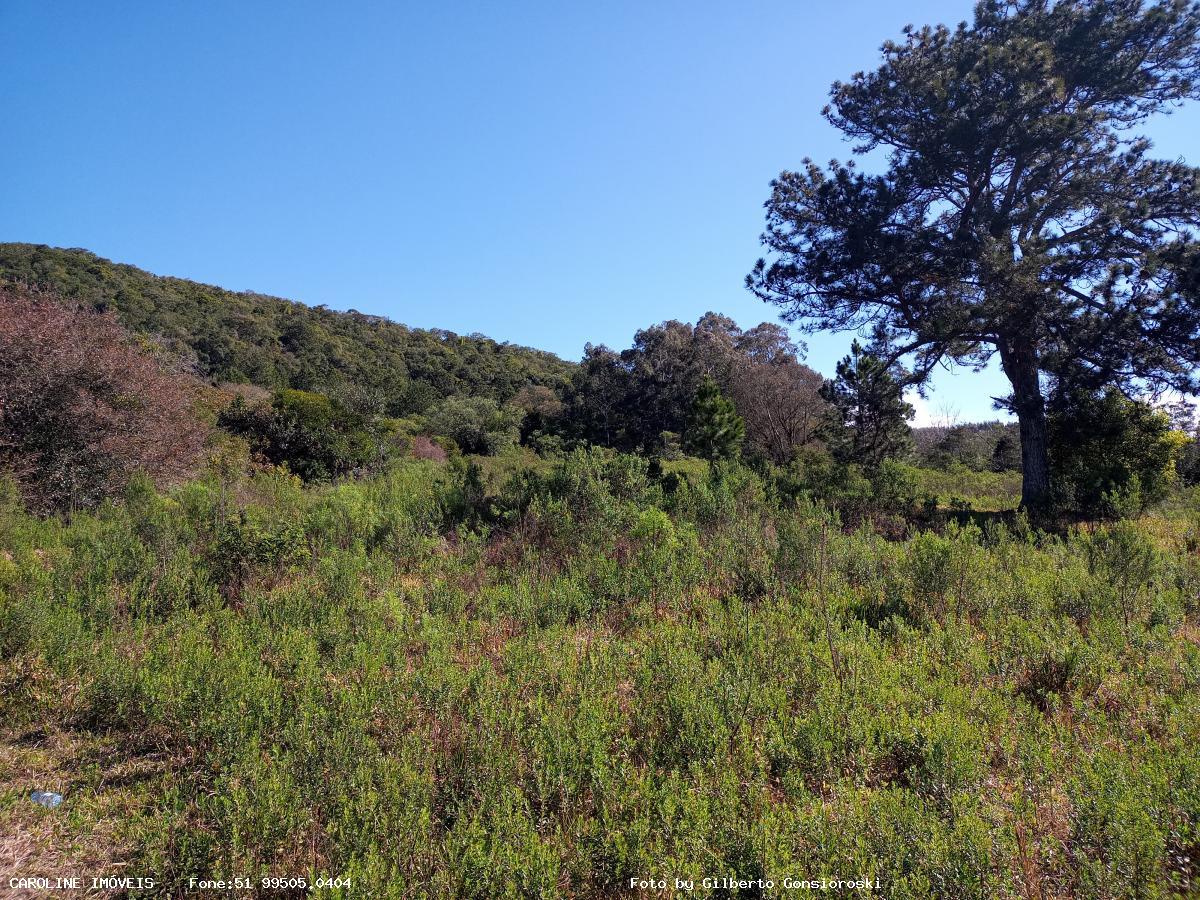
[0, 243, 574, 415]
[3, 270, 1189, 525]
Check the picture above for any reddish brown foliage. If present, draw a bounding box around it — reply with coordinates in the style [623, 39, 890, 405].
[410, 435, 448, 463]
[729, 357, 828, 465]
[0, 286, 210, 513]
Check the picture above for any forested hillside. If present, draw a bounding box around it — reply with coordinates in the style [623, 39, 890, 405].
[0, 243, 573, 414]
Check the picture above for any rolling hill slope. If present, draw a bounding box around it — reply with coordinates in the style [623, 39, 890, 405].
[0, 243, 574, 415]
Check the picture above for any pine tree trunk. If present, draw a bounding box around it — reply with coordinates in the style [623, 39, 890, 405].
[998, 337, 1051, 512]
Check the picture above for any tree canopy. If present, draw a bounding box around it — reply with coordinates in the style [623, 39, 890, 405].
[0, 287, 209, 512]
[564, 314, 827, 463]
[749, 0, 1200, 510]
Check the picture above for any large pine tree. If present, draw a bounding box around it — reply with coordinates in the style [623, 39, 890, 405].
[749, 0, 1200, 510]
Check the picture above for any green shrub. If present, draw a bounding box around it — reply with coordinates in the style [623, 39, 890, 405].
[1049, 388, 1188, 519]
[1079, 521, 1160, 635]
[219, 389, 385, 481]
[425, 396, 523, 456]
[211, 508, 309, 599]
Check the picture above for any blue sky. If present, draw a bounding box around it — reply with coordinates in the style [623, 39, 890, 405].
[4, 1, 1198, 423]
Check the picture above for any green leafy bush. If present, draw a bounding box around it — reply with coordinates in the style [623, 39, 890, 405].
[1049, 388, 1188, 519]
[424, 396, 523, 456]
[219, 389, 384, 481]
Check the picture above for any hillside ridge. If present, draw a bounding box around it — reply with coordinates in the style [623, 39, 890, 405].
[0, 243, 574, 415]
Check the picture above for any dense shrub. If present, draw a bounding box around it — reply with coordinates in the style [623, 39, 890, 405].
[218, 388, 384, 481]
[1049, 388, 1188, 518]
[424, 396, 523, 456]
[0, 454, 1197, 894]
[1079, 521, 1159, 634]
[0, 286, 209, 513]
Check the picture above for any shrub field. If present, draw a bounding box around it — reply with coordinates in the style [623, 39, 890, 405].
[2, 451, 1198, 897]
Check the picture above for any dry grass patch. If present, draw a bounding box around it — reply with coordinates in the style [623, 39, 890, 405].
[0, 725, 172, 896]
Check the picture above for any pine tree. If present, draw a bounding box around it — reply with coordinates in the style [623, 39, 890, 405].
[749, 0, 1200, 510]
[820, 341, 914, 469]
[684, 377, 745, 461]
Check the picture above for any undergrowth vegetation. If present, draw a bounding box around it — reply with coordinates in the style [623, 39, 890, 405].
[2, 451, 1198, 897]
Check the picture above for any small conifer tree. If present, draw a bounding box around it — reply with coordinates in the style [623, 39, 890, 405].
[684, 377, 745, 461]
[820, 341, 914, 469]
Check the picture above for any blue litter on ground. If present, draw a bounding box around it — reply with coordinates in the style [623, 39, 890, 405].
[30, 791, 62, 808]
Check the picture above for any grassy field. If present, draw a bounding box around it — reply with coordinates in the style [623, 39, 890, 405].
[1, 452, 1198, 897]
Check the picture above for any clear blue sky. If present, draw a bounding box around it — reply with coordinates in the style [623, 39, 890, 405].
[4, 1, 1198, 423]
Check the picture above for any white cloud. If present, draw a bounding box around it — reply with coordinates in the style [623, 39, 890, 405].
[907, 391, 934, 428]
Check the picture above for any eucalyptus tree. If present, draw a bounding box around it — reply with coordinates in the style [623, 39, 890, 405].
[749, 0, 1200, 509]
